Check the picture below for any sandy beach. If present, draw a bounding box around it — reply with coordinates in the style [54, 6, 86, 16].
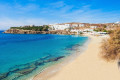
[33, 34, 120, 80]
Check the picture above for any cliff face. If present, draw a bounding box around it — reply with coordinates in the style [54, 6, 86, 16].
[4, 29, 77, 35]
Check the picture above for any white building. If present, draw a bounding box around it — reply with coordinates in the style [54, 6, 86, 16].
[90, 26, 98, 29]
[70, 29, 83, 34]
[71, 24, 78, 27]
[79, 24, 85, 27]
[71, 29, 83, 32]
[71, 28, 94, 33]
[82, 28, 93, 32]
[49, 24, 70, 30]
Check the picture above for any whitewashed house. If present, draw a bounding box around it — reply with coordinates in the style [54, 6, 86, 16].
[90, 26, 98, 29]
[79, 24, 85, 27]
[49, 24, 70, 30]
[83, 28, 94, 32]
[71, 24, 78, 27]
[70, 29, 83, 34]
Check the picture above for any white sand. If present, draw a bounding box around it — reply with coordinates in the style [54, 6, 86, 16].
[48, 35, 120, 80]
[33, 34, 120, 80]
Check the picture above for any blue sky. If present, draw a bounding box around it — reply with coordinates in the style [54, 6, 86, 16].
[0, 0, 120, 30]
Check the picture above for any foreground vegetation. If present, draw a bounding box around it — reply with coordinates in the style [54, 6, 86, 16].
[101, 27, 120, 61]
[10, 25, 49, 31]
[93, 27, 112, 33]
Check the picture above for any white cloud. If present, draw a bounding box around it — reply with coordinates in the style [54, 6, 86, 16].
[49, 1, 66, 8]
[0, 18, 54, 30]
[15, 3, 40, 12]
[0, 1, 120, 30]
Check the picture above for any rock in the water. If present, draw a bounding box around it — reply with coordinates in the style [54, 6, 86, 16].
[16, 67, 36, 75]
[0, 72, 9, 80]
[44, 56, 64, 62]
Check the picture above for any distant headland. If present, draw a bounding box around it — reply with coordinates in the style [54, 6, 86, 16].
[4, 22, 120, 35]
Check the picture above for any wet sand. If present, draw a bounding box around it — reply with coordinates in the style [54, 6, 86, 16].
[33, 34, 120, 80]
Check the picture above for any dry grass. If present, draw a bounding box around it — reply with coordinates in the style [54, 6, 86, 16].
[101, 27, 120, 62]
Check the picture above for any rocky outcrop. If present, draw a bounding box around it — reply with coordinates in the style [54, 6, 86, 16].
[4, 29, 77, 35]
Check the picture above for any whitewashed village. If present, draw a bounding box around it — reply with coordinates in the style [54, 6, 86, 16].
[4, 22, 120, 36]
[48, 22, 120, 35]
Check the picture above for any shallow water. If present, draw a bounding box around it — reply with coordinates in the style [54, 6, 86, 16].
[0, 31, 88, 80]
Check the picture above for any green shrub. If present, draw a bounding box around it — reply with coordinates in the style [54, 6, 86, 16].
[10, 26, 49, 31]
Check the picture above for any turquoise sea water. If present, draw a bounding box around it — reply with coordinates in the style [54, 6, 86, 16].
[0, 31, 88, 80]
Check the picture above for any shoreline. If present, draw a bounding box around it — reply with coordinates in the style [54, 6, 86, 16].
[0, 32, 88, 80]
[48, 34, 120, 80]
[32, 35, 90, 80]
[33, 34, 120, 80]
